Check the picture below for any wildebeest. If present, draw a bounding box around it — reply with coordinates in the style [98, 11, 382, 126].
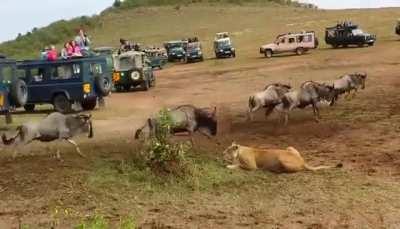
[276, 81, 335, 125]
[134, 105, 217, 142]
[1, 112, 93, 157]
[248, 83, 291, 121]
[330, 72, 367, 106]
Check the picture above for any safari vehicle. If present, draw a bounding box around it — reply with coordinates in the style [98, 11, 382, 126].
[0, 56, 28, 123]
[214, 32, 236, 58]
[259, 31, 318, 58]
[93, 47, 114, 72]
[164, 40, 187, 62]
[112, 51, 155, 92]
[17, 56, 112, 113]
[184, 37, 204, 63]
[395, 19, 400, 35]
[144, 48, 168, 69]
[325, 21, 376, 48]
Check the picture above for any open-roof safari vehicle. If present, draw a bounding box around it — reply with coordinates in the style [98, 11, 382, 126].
[144, 47, 168, 69]
[164, 40, 187, 62]
[260, 31, 318, 58]
[184, 37, 204, 63]
[112, 51, 155, 92]
[214, 32, 236, 58]
[93, 47, 114, 72]
[0, 55, 28, 123]
[325, 21, 376, 48]
[17, 56, 112, 113]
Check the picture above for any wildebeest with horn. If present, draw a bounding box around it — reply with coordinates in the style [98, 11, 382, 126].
[134, 105, 217, 142]
[276, 81, 335, 125]
[248, 83, 291, 121]
[1, 112, 93, 157]
[330, 72, 367, 106]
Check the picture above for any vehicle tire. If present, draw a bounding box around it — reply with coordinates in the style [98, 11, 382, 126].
[5, 111, 12, 124]
[141, 80, 150, 91]
[81, 98, 97, 111]
[23, 104, 35, 112]
[123, 85, 131, 91]
[296, 48, 304, 56]
[10, 79, 28, 107]
[53, 94, 71, 113]
[95, 74, 112, 96]
[264, 50, 273, 58]
[332, 44, 339, 49]
[115, 85, 123, 92]
[368, 42, 374, 46]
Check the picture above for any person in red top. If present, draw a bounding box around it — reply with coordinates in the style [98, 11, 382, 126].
[46, 45, 58, 61]
[70, 40, 82, 57]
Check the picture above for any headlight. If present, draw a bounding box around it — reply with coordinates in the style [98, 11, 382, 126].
[220, 49, 223, 52]
[83, 83, 91, 94]
[198, 51, 202, 55]
[231, 48, 235, 51]
[113, 72, 120, 82]
[172, 52, 175, 55]
[131, 71, 140, 80]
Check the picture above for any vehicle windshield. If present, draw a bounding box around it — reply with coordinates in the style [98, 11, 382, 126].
[187, 43, 200, 51]
[217, 40, 231, 48]
[116, 56, 135, 71]
[352, 29, 364, 35]
[168, 43, 183, 49]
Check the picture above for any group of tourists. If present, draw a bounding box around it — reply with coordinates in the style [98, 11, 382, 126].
[41, 29, 91, 61]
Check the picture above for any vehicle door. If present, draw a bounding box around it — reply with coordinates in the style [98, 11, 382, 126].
[276, 37, 288, 53]
[49, 63, 82, 101]
[20, 65, 49, 103]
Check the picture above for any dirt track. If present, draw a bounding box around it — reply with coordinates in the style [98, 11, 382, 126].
[2, 38, 400, 227]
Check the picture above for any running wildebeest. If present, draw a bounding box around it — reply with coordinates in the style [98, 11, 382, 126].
[1, 112, 93, 157]
[330, 72, 367, 106]
[248, 83, 291, 121]
[134, 105, 217, 142]
[276, 81, 335, 125]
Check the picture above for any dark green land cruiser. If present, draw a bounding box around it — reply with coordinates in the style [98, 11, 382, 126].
[112, 51, 155, 92]
[0, 56, 28, 123]
[17, 56, 112, 113]
[325, 21, 376, 48]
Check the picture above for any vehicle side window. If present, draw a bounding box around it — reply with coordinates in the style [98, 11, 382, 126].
[288, 38, 296, 43]
[279, 38, 285, 44]
[51, 65, 79, 80]
[298, 36, 304, 43]
[89, 63, 103, 75]
[30, 68, 45, 82]
[1, 66, 14, 83]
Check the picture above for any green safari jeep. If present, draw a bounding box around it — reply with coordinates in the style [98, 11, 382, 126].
[112, 51, 155, 92]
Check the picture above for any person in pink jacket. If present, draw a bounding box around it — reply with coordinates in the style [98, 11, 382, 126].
[70, 40, 82, 57]
[46, 45, 58, 61]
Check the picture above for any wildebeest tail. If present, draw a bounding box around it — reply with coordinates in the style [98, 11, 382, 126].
[2, 126, 22, 145]
[248, 96, 256, 110]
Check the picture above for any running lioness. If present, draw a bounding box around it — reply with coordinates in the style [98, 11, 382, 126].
[223, 143, 341, 173]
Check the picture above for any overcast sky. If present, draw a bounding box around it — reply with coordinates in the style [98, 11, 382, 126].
[0, 0, 113, 43]
[1, 0, 400, 43]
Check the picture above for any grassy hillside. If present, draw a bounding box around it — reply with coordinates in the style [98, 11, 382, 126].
[0, 0, 315, 59]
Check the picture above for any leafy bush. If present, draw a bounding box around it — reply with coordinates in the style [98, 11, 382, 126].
[144, 109, 192, 177]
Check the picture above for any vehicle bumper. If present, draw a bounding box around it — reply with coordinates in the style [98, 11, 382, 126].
[113, 71, 144, 86]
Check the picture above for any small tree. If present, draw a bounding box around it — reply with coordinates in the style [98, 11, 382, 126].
[113, 0, 122, 8]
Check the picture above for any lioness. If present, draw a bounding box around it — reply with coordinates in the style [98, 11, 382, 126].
[223, 143, 341, 173]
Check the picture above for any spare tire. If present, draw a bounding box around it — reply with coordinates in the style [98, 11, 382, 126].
[10, 79, 28, 107]
[95, 74, 112, 96]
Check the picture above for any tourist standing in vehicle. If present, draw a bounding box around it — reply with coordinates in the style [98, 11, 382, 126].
[75, 29, 91, 50]
[70, 40, 83, 57]
[47, 45, 58, 61]
[61, 42, 72, 59]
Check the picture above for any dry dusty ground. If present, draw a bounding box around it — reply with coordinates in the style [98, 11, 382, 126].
[2, 20, 400, 228]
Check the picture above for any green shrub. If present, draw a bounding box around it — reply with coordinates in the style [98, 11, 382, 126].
[144, 108, 192, 177]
